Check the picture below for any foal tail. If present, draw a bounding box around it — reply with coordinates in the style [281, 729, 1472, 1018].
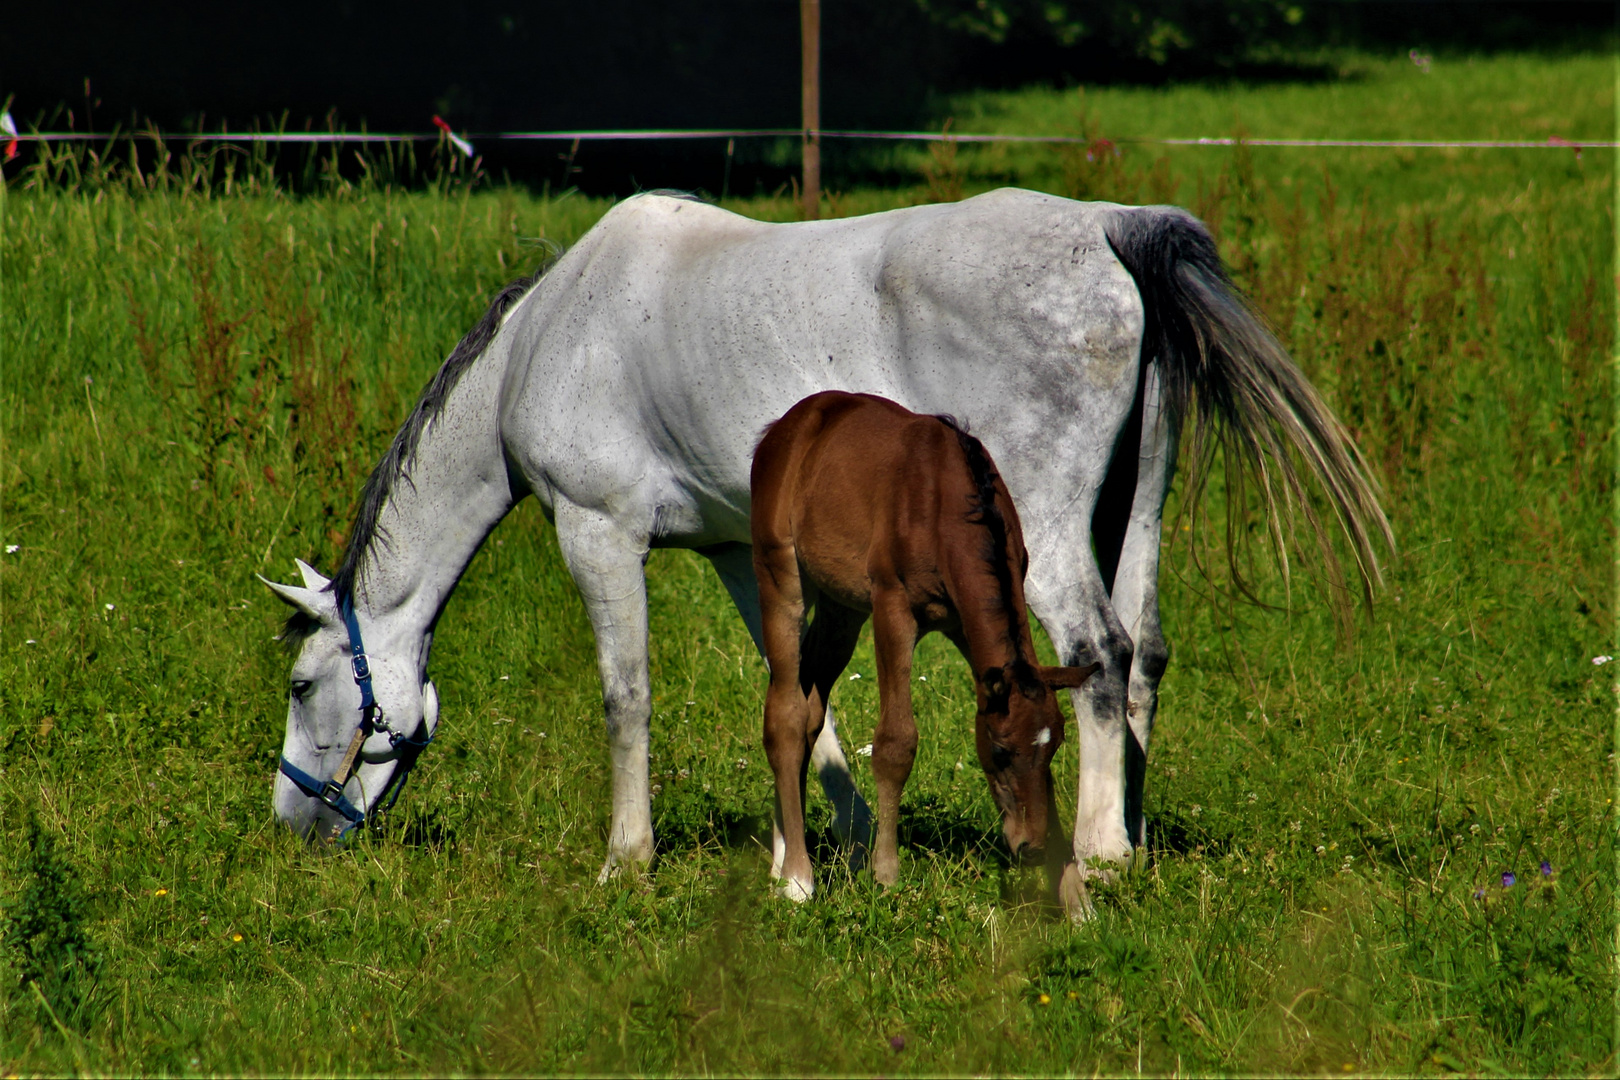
[1103, 206, 1393, 620]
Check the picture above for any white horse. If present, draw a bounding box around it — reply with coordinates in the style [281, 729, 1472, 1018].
[262, 188, 1387, 913]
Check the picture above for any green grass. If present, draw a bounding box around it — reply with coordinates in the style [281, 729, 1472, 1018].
[1, 52, 1614, 1075]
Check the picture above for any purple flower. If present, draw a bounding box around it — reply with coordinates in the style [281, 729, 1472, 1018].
[1472, 886, 1485, 900]
[889, 1035, 906, 1053]
[1501, 871, 1516, 888]
[1540, 861, 1553, 878]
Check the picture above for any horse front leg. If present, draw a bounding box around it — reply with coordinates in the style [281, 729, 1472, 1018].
[706, 542, 872, 862]
[555, 498, 656, 883]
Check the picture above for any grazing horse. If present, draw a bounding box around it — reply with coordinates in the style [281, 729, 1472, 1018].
[261, 188, 1387, 915]
[752, 392, 1098, 901]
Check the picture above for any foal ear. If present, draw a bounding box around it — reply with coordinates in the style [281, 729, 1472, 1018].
[980, 666, 1009, 703]
[257, 575, 339, 624]
[1039, 662, 1101, 691]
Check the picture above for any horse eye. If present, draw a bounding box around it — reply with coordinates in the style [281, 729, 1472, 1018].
[290, 680, 313, 701]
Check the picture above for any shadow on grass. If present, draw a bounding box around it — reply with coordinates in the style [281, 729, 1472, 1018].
[1145, 809, 1237, 860]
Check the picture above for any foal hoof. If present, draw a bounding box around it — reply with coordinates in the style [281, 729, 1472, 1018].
[1059, 863, 1096, 923]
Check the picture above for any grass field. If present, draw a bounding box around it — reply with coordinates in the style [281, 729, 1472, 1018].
[1, 53, 1614, 1075]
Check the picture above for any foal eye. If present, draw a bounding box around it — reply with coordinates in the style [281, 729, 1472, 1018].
[290, 680, 313, 701]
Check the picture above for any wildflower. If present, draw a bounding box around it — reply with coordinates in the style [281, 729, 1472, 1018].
[1501, 871, 1516, 888]
[25, 639, 35, 645]
[857, 744, 874, 757]
[849, 672, 862, 680]
[1037, 993, 1051, 1006]
[231, 932, 243, 943]
[1593, 656, 1613, 666]
[4, 545, 17, 554]
[1540, 860, 1553, 878]
[500, 674, 510, 680]
[1472, 886, 1485, 900]
[154, 888, 168, 897]
[104, 603, 115, 611]
[1066, 990, 1078, 1001]
[888, 1035, 906, 1052]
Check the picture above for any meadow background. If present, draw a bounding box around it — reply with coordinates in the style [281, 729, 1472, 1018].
[1, 52, 1614, 1075]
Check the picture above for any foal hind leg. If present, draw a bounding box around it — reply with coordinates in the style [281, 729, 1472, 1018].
[554, 497, 655, 883]
[796, 599, 868, 871]
[755, 542, 818, 899]
[706, 542, 872, 863]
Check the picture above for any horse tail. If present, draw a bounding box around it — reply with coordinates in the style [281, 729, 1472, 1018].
[1103, 205, 1393, 622]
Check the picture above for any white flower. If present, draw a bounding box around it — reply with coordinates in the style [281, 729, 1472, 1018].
[104, 603, 115, 611]
[856, 744, 874, 757]
[4, 545, 18, 554]
[25, 639, 36, 645]
[500, 674, 510, 680]
[848, 672, 862, 680]
[1592, 656, 1613, 666]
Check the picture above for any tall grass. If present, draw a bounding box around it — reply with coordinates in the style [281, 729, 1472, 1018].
[1, 54, 1613, 1074]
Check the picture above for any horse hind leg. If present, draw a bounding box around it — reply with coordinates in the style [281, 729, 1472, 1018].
[554, 497, 656, 883]
[705, 542, 873, 864]
[1103, 363, 1177, 861]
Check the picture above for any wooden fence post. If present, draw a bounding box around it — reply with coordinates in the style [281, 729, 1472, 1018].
[801, 0, 821, 220]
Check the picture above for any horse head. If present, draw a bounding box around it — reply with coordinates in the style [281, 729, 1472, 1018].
[259, 560, 438, 844]
[975, 659, 1099, 862]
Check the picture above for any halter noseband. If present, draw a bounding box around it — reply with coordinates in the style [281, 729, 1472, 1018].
[277, 594, 435, 838]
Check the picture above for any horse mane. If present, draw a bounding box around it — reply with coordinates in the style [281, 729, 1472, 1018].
[325, 266, 547, 609]
[933, 415, 1030, 675]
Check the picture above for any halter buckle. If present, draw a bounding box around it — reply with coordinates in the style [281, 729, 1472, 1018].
[319, 778, 347, 808]
[351, 653, 371, 681]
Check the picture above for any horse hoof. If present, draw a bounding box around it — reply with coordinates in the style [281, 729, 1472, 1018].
[774, 876, 814, 903]
[1060, 863, 1095, 923]
[596, 855, 651, 885]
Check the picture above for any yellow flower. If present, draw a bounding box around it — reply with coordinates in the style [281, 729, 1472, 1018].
[1066, 990, 1079, 1000]
[231, 933, 243, 943]
[154, 888, 168, 897]
[1037, 993, 1051, 1006]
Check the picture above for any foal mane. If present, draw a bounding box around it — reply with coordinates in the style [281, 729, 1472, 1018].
[934, 416, 1029, 675]
[323, 266, 547, 611]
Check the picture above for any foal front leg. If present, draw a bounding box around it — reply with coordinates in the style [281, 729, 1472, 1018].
[869, 590, 920, 887]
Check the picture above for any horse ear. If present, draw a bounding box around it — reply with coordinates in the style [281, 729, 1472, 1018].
[257, 575, 339, 623]
[1040, 662, 1101, 690]
[295, 558, 331, 591]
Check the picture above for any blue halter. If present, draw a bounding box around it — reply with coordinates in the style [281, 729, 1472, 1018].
[277, 594, 435, 838]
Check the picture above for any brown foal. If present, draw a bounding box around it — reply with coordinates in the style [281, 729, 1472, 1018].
[752, 392, 1098, 900]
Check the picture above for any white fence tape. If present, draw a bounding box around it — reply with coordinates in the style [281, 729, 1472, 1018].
[6, 125, 1611, 152]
